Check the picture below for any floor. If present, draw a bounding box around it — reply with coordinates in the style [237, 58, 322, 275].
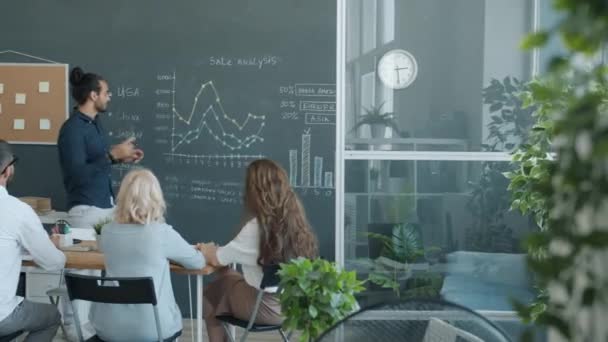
[47, 319, 293, 341]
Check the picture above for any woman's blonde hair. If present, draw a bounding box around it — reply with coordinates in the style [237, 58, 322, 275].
[114, 168, 166, 224]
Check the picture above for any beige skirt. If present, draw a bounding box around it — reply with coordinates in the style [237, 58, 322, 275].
[203, 269, 282, 325]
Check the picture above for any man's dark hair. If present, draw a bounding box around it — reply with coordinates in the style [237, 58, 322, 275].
[0, 140, 13, 173]
[69, 66, 105, 105]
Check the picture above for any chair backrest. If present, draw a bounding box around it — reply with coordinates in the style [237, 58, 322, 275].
[64, 273, 157, 305]
[422, 318, 484, 342]
[260, 264, 281, 289]
[315, 298, 511, 342]
[16, 272, 25, 297]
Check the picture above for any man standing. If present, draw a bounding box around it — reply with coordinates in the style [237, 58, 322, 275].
[58, 66, 144, 228]
[0, 140, 66, 341]
[57, 67, 144, 340]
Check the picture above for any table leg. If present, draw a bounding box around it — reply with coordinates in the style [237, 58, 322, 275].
[197, 274, 203, 342]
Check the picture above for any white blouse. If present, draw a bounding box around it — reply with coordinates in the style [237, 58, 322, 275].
[217, 218, 276, 292]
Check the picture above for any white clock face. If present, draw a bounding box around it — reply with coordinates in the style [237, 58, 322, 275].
[377, 49, 418, 89]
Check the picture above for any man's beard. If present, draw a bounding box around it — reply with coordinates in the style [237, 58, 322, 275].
[95, 102, 108, 113]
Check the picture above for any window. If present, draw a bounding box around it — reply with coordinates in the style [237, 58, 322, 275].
[337, 1, 550, 339]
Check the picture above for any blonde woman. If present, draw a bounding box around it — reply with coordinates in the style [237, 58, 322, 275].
[90, 168, 204, 341]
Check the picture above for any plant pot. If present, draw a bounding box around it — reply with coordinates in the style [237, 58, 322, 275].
[95, 234, 102, 252]
[408, 262, 430, 272]
[370, 124, 386, 138]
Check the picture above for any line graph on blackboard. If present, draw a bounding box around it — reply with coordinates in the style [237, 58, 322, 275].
[163, 72, 266, 167]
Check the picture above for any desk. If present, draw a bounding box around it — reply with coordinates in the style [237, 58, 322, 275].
[23, 241, 214, 342]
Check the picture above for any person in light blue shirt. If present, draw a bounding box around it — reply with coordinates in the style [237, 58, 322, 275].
[90, 168, 204, 342]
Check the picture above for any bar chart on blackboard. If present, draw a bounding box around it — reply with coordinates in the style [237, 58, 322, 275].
[289, 128, 334, 190]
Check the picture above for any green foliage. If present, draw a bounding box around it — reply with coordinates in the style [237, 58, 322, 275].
[351, 102, 405, 137]
[365, 258, 403, 296]
[518, 1, 608, 340]
[364, 224, 442, 298]
[482, 76, 536, 152]
[521, 31, 549, 50]
[93, 217, 112, 235]
[399, 272, 444, 300]
[466, 76, 535, 253]
[506, 77, 564, 233]
[513, 288, 549, 324]
[278, 258, 365, 342]
[366, 223, 424, 264]
[504, 63, 587, 326]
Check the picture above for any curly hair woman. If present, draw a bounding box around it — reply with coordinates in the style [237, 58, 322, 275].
[198, 159, 318, 342]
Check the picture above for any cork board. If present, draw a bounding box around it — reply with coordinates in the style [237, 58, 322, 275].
[0, 63, 68, 144]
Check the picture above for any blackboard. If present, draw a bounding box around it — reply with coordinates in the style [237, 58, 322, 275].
[1, 0, 336, 312]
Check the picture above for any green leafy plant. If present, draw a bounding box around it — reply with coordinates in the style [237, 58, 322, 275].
[517, 2, 608, 341]
[351, 102, 405, 137]
[482, 76, 536, 152]
[365, 258, 403, 295]
[366, 223, 424, 263]
[365, 223, 429, 297]
[278, 257, 365, 342]
[502, 77, 561, 324]
[400, 272, 444, 300]
[506, 77, 561, 233]
[93, 217, 112, 235]
[466, 76, 536, 253]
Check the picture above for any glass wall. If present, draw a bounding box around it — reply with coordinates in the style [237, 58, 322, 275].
[338, 1, 556, 340]
[345, 160, 536, 302]
[345, 0, 534, 152]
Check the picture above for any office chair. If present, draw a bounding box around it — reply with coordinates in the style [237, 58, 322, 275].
[64, 272, 181, 342]
[315, 298, 511, 342]
[215, 265, 290, 342]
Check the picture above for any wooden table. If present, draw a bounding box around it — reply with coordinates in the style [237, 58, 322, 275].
[23, 240, 214, 342]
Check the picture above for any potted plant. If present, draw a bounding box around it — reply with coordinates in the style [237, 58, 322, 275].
[365, 223, 430, 297]
[351, 102, 403, 138]
[278, 257, 365, 342]
[93, 217, 112, 251]
[366, 223, 425, 265]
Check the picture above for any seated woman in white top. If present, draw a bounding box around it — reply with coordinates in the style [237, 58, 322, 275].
[90, 168, 205, 342]
[198, 159, 318, 342]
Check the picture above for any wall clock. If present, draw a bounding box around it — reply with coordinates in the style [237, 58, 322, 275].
[377, 49, 418, 89]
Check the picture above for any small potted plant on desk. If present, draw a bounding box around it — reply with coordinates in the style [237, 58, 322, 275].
[93, 217, 113, 251]
[351, 102, 405, 139]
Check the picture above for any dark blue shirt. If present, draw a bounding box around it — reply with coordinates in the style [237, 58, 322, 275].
[58, 110, 113, 209]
